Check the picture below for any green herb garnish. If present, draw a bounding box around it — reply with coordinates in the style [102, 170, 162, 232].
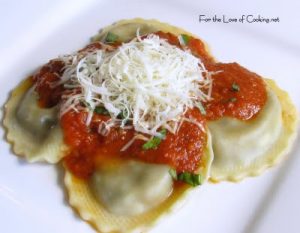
[231, 83, 240, 92]
[94, 106, 110, 115]
[142, 129, 167, 150]
[169, 169, 202, 187]
[169, 168, 178, 180]
[177, 172, 202, 186]
[196, 102, 206, 115]
[180, 34, 190, 45]
[105, 32, 118, 43]
[228, 97, 237, 102]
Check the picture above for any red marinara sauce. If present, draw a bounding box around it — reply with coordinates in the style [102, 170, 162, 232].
[33, 31, 267, 180]
[33, 42, 103, 108]
[205, 62, 267, 121]
[126, 108, 206, 174]
[61, 108, 207, 179]
[155, 31, 214, 65]
[155, 32, 267, 120]
[33, 59, 65, 107]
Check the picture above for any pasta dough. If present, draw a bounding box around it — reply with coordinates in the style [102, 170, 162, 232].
[90, 161, 173, 216]
[3, 78, 68, 163]
[209, 79, 298, 182]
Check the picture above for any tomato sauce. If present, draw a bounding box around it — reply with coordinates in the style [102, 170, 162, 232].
[33, 31, 267, 180]
[33, 59, 65, 108]
[126, 108, 206, 173]
[61, 108, 206, 179]
[205, 62, 267, 120]
[155, 31, 214, 65]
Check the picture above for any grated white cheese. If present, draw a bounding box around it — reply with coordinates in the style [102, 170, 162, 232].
[59, 32, 213, 137]
[120, 133, 150, 152]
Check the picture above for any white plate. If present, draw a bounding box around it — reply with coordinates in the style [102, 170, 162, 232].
[0, 0, 299, 232]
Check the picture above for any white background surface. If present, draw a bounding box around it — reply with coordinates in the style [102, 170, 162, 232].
[0, 0, 299, 232]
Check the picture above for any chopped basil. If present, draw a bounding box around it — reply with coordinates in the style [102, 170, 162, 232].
[169, 169, 202, 186]
[180, 34, 190, 45]
[169, 168, 178, 180]
[228, 97, 237, 102]
[94, 106, 110, 115]
[178, 172, 202, 186]
[142, 129, 167, 150]
[231, 83, 240, 92]
[105, 32, 118, 43]
[196, 102, 206, 115]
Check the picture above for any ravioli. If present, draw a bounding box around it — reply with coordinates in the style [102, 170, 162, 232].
[60, 18, 216, 232]
[91, 18, 214, 64]
[209, 79, 298, 182]
[2, 17, 298, 233]
[3, 78, 68, 163]
[94, 19, 298, 183]
[93, 18, 197, 42]
[64, 131, 213, 233]
[90, 161, 173, 216]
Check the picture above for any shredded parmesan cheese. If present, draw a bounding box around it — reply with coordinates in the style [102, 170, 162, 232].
[120, 134, 150, 152]
[58, 32, 213, 137]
